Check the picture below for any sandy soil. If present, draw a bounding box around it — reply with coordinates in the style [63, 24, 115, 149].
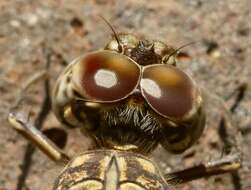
[0, 0, 250, 190]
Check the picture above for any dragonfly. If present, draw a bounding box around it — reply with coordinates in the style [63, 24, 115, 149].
[8, 19, 241, 190]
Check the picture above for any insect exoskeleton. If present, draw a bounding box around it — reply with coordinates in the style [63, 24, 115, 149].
[53, 149, 170, 190]
[52, 33, 205, 154]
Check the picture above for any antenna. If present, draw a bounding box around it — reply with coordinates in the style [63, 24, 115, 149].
[164, 41, 197, 64]
[99, 16, 123, 53]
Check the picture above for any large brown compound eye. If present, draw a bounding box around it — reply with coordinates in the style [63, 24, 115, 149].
[72, 51, 140, 102]
[140, 65, 196, 119]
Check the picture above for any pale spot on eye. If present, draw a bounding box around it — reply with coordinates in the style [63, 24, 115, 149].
[94, 69, 117, 88]
[141, 79, 161, 98]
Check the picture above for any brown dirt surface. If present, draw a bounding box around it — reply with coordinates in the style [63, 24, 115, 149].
[0, 0, 250, 190]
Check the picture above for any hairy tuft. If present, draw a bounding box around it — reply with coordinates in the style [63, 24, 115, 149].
[102, 104, 161, 134]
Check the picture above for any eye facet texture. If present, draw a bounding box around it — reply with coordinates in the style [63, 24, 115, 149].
[141, 65, 196, 118]
[73, 52, 197, 120]
[72, 51, 140, 102]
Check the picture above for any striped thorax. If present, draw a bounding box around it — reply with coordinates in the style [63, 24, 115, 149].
[54, 150, 169, 190]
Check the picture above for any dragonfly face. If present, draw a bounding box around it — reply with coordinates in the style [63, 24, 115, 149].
[52, 33, 205, 154]
[7, 19, 241, 190]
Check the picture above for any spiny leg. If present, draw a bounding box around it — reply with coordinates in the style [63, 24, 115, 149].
[9, 46, 68, 190]
[165, 85, 245, 185]
[216, 83, 247, 190]
[204, 84, 246, 190]
[8, 112, 70, 163]
[165, 153, 241, 184]
[10, 70, 49, 111]
[201, 85, 245, 154]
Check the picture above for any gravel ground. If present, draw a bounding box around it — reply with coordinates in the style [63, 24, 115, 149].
[0, 0, 250, 190]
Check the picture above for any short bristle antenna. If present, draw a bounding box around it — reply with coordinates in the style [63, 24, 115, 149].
[165, 41, 197, 63]
[99, 16, 123, 53]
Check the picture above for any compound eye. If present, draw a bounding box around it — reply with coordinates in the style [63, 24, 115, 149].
[140, 65, 196, 118]
[72, 51, 140, 102]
